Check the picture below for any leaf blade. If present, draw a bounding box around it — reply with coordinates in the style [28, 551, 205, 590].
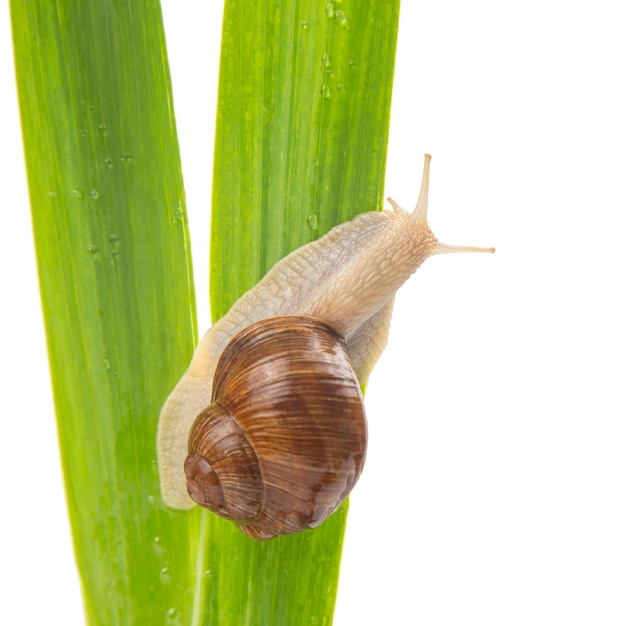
[11, 1, 201, 623]
[206, 1, 401, 623]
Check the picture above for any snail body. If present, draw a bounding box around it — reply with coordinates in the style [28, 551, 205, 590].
[157, 155, 494, 535]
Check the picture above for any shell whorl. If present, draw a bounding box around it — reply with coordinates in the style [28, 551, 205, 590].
[185, 404, 263, 521]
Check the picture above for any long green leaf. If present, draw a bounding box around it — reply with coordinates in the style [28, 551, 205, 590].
[204, 1, 401, 623]
[11, 1, 201, 623]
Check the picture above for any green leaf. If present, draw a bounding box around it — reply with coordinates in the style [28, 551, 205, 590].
[205, 1, 401, 623]
[11, 1, 201, 623]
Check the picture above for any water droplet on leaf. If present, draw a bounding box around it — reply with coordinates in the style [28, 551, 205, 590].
[160, 567, 171, 584]
[171, 205, 184, 222]
[166, 608, 181, 625]
[335, 10, 348, 28]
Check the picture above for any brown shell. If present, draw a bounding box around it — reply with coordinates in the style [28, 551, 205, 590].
[184, 315, 367, 540]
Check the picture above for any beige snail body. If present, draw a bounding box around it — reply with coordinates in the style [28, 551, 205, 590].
[156, 155, 494, 537]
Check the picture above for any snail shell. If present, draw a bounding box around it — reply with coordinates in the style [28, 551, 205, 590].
[184, 315, 366, 540]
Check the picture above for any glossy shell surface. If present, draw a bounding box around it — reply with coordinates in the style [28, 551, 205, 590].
[185, 315, 367, 539]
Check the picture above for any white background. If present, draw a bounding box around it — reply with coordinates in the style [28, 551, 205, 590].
[2, 1, 625, 624]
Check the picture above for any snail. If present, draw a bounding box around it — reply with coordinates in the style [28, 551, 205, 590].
[156, 154, 494, 539]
